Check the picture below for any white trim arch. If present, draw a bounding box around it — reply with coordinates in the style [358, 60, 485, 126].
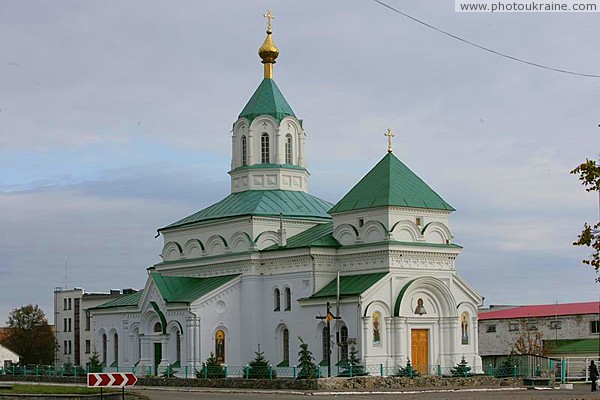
[161, 241, 183, 261]
[229, 231, 253, 253]
[254, 230, 279, 249]
[390, 220, 422, 242]
[332, 224, 359, 246]
[394, 276, 458, 318]
[205, 235, 228, 255]
[183, 239, 205, 259]
[359, 220, 388, 243]
[422, 222, 452, 244]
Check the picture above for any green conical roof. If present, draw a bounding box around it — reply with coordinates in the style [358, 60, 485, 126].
[239, 78, 296, 123]
[329, 152, 454, 213]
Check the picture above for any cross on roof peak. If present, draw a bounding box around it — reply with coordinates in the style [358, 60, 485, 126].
[384, 128, 395, 153]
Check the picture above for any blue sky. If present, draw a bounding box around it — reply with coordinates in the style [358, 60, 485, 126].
[0, 0, 598, 324]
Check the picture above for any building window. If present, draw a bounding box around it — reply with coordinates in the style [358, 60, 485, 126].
[153, 322, 162, 333]
[283, 328, 290, 363]
[85, 311, 91, 331]
[241, 135, 247, 166]
[358, 218, 364, 227]
[63, 318, 67, 332]
[284, 287, 291, 311]
[550, 320, 562, 330]
[176, 331, 181, 363]
[415, 217, 422, 226]
[322, 327, 330, 361]
[68, 298, 72, 310]
[63, 340, 67, 355]
[285, 134, 292, 164]
[340, 326, 349, 361]
[85, 340, 90, 354]
[102, 334, 107, 366]
[526, 322, 538, 331]
[68, 340, 72, 355]
[68, 318, 72, 332]
[591, 320, 599, 334]
[274, 288, 281, 311]
[509, 322, 520, 332]
[486, 325, 496, 333]
[64, 299, 67, 310]
[114, 333, 118, 364]
[261, 133, 270, 163]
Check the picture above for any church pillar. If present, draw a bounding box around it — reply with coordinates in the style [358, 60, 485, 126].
[361, 316, 370, 360]
[139, 335, 152, 367]
[438, 316, 458, 369]
[122, 319, 130, 364]
[194, 317, 201, 368]
[298, 133, 306, 168]
[186, 317, 194, 368]
[393, 317, 406, 366]
[247, 129, 254, 165]
[384, 317, 394, 372]
[275, 127, 284, 164]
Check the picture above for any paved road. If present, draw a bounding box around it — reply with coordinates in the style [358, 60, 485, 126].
[133, 386, 600, 400]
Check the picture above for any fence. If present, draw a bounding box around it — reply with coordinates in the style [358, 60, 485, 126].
[0, 362, 545, 380]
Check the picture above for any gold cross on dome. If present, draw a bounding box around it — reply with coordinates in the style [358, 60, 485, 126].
[384, 128, 395, 153]
[264, 9, 275, 31]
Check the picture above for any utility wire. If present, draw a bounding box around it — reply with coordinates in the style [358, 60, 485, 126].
[373, 0, 600, 78]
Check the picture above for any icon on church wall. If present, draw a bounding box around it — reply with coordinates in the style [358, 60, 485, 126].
[215, 329, 225, 364]
[461, 312, 469, 345]
[372, 311, 381, 346]
[414, 298, 427, 315]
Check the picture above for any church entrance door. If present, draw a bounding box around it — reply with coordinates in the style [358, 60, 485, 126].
[411, 329, 429, 375]
[153, 343, 162, 376]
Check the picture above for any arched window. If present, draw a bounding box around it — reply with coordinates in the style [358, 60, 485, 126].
[176, 331, 181, 363]
[322, 327, 330, 362]
[261, 133, 270, 163]
[113, 333, 118, 364]
[102, 334, 107, 366]
[153, 322, 162, 333]
[283, 328, 290, 363]
[274, 288, 281, 311]
[285, 134, 293, 164]
[241, 135, 247, 166]
[340, 326, 349, 361]
[284, 287, 292, 311]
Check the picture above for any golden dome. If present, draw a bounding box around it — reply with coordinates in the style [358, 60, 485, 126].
[258, 28, 279, 64]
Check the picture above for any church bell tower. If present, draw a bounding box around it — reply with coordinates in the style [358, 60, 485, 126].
[229, 10, 309, 193]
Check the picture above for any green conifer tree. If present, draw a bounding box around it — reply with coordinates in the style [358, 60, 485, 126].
[297, 337, 317, 379]
[248, 345, 276, 379]
[197, 352, 226, 378]
[451, 355, 472, 377]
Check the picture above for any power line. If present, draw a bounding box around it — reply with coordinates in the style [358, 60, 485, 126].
[373, 0, 600, 78]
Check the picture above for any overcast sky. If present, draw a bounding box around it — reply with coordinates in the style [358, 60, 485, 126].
[0, 1, 598, 325]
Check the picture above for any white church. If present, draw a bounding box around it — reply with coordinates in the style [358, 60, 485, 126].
[91, 13, 483, 376]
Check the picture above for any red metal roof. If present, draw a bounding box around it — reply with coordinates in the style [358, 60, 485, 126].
[478, 301, 600, 320]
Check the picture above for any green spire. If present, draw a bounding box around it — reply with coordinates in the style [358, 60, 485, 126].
[329, 152, 454, 213]
[239, 79, 296, 123]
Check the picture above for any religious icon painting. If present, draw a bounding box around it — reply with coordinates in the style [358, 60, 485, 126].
[461, 312, 469, 345]
[215, 329, 225, 363]
[372, 311, 381, 346]
[414, 298, 427, 315]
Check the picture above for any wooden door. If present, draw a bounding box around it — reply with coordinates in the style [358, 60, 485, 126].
[411, 329, 429, 375]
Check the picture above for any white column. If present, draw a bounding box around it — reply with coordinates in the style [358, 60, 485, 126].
[361, 316, 370, 362]
[297, 132, 306, 168]
[384, 317, 394, 372]
[186, 317, 195, 367]
[275, 127, 284, 164]
[247, 129, 254, 165]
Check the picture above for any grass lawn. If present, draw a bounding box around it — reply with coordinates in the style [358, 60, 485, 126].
[0, 384, 119, 394]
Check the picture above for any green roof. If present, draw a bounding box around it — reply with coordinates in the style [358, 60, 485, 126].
[329, 153, 454, 214]
[265, 222, 340, 250]
[303, 272, 388, 300]
[151, 273, 239, 304]
[94, 290, 144, 309]
[162, 190, 333, 230]
[545, 339, 599, 354]
[239, 78, 296, 123]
